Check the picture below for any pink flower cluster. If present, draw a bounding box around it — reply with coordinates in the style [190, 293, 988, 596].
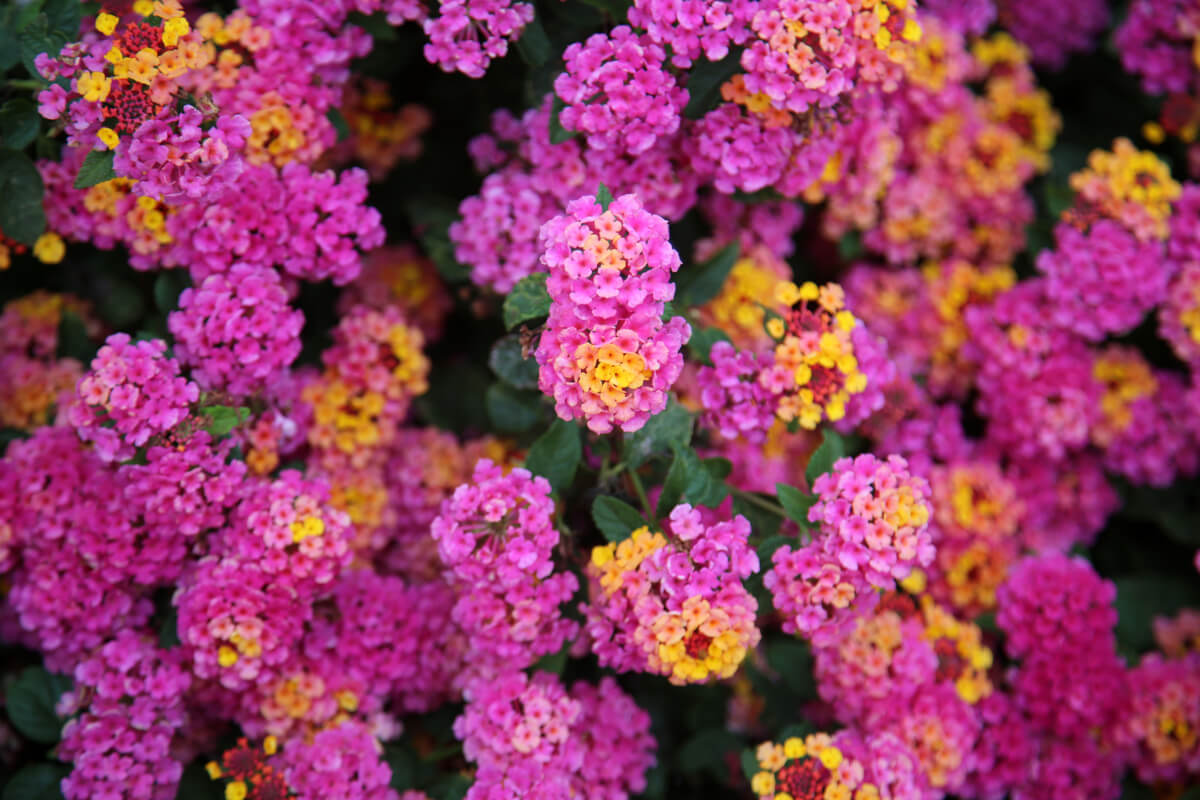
[59, 631, 193, 800]
[115, 108, 252, 201]
[995, 0, 1108, 68]
[68, 333, 201, 462]
[535, 192, 691, 433]
[583, 505, 761, 684]
[765, 453, 933, 644]
[556, 27, 688, 156]
[422, 0, 534, 78]
[169, 264, 304, 397]
[431, 460, 579, 681]
[696, 341, 777, 442]
[277, 720, 396, 800]
[455, 671, 655, 800]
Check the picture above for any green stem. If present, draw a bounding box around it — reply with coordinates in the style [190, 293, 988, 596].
[6, 79, 44, 91]
[628, 468, 653, 521]
[733, 489, 787, 518]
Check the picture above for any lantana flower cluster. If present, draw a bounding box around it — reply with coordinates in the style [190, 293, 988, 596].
[4, 1, 1200, 799]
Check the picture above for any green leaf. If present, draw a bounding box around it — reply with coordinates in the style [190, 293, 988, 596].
[415, 360, 491, 431]
[766, 638, 815, 697]
[0, 148, 46, 244]
[678, 242, 740, 307]
[326, 107, 351, 142]
[95, 276, 145, 328]
[525, 418, 581, 493]
[74, 149, 116, 189]
[532, 642, 570, 675]
[775, 483, 817, 528]
[502, 273, 551, 331]
[677, 728, 741, 775]
[3, 763, 68, 800]
[576, 0, 632, 16]
[7, 666, 71, 743]
[19, 14, 70, 80]
[703, 456, 732, 480]
[549, 94, 578, 145]
[0, 99, 41, 150]
[429, 774, 471, 800]
[385, 743, 416, 791]
[485, 383, 542, 434]
[623, 400, 693, 468]
[346, 10, 398, 40]
[683, 48, 744, 120]
[592, 495, 647, 542]
[200, 405, 250, 439]
[488, 334, 540, 389]
[837, 230, 863, 262]
[686, 326, 731, 365]
[756, 535, 790, 568]
[740, 748, 761, 784]
[43, 0, 82, 39]
[804, 429, 846, 487]
[158, 605, 180, 650]
[56, 309, 94, 363]
[1115, 576, 1200, 656]
[407, 199, 471, 282]
[733, 493, 782, 539]
[153, 270, 191, 315]
[173, 761, 217, 800]
[656, 449, 689, 518]
[515, 16, 552, 67]
[596, 183, 614, 211]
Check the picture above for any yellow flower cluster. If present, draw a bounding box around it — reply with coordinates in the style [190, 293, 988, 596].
[1069, 138, 1181, 240]
[769, 281, 867, 429]
[649, 595, 755, 685]
[591, 527, 667, 594]
[304, 377, 386, 456]
[702, 250, 790, 347]
[919, 596, 994, 704]
[751, 734, 880, 800]
[575, 341, 651, 410]
[1092, 346, 1158, 446]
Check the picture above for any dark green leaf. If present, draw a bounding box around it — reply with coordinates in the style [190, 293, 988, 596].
[686, 326, 731, 365]
[56, 310, 94, 363]
[488, 334, 540, 389]
[485, 383, 542, 434]
[703, 457, 732, 480]
[1115, 576, 1200, 656]
[384, 744, 416, 791]
[576, 0, 632, 16]
[766, 638, 815, 697]
[685, 449, 729, 508]
[549, 94, 578, 145]
[656, 449, 689, 518]
[502, 273, 551, 331]
[532, 642, 570, 675]
[837, 230, 863, 262]
[740, 748, 760, 784]
[3, 763, 68, 800]
[326, 107, 351, 142]
[678, 242, 739, 306]
[0, 99, 41, 150]
[346, 10, 398, 40]
[173, 761, 218, 800]
[158, 606, 180, 650]
[407, 200, 470, 282]
[596, 183, 614, 211]
[515, 16, 552, 67]
[525, 418, 581, 493]
[733, 493, 782, 539]
[677, 728, 741, 775]
[43, 0, 82, 39]
[775, 483, 816, 528]
[756, 535, 790, 569]
[7, 666, 71, 743]
[20, 14, 69, 80]
[683, 48, 744, 120]
[0, 148, 46, 244]
[415, 361, 491, 431]
[74, 149, 116, 189]
[153, 270, 191, 315]
[95, 276, 145, 328]
[592, 494, 646, 541]
[804, 429, 846, 487]
[623, 400, 692, 468]
[200, 405, 250, 439]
